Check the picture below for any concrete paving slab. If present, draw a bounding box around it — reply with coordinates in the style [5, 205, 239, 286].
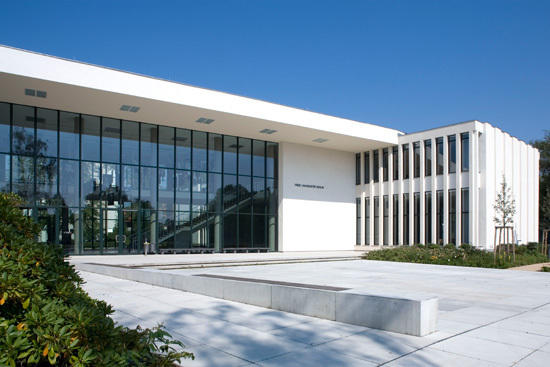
[181, 345, 254, 367]
[492, 318, 550, 336]
[385, 347, 506, 367]
[430, 334, 534, 365]
[269, 319, 368, 345]
[465, 325, 550, 349]
[514, 350, 550, 367]
[258, 347, 376, 366]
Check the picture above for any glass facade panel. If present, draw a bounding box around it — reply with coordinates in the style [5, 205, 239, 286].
[364, 197, 370, 245]
[383, 195, 389, 245]
[373, 150, 379, 183]
[461, 188, 470, 244]
[448, 135, 456, 173]
[59, 112, 80, 159]
[0, 101, 278, 255]
[402, 144, 409, 179]
[436, 137, 444, 175]
[437, 190, 444, 244]
[374, 196, 379, 245]
[461, 133, 469, 172]
[364, 152, 370, 184]
[393, 194, 399, 245]
[158, 126, 175, 168]
[414, 192, 420, 244]
[0, 103, 10, 153]
[356, 198, 361, 245]
[392, 146, 399, 180]
[413, 142, 420, 178]
[449, 189, 456, 244]
[355, 153, 361, 185]
[36, 108, 58, 158]
[383, 148, 389, 182]
[403, 193, 410, 245]
[425, 192, 432, 243]
[424, 140, 432, 176]
[12, 105, 35, 156]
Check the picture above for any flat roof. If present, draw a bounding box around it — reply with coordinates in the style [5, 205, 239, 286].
[0, 45, 400, 152]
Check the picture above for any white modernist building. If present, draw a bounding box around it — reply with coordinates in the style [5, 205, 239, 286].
[0, 45, 539, 254]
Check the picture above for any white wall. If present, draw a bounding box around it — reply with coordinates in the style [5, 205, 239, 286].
[278, 142, 356, 251]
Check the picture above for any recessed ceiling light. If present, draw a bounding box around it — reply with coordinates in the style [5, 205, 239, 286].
[120, 105, 131, 111]
[260, 128, 277, 135]
[129, 106, 140, 113]
[312, 138, 328, 143]
[196, 117, 214, 124]
[36, 90, 47, 98]
[25, 88, 35, 96]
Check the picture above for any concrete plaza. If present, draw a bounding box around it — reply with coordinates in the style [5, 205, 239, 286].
[79, 257, 550, 366]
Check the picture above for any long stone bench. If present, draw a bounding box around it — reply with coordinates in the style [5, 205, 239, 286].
[75, 263, 438, 336]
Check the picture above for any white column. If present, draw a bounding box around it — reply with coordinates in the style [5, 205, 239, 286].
[456, 133, 462, 246]
[369, 151, 374, 246]
[420, 141, 425, 244]
[398, 144, 404, 245]
[388, 148, 394, 246]
[408, 142, 414, 245]
[431, 137, 437, 244]
[378, 149, 384, 246]
[443, 136, 449, 245]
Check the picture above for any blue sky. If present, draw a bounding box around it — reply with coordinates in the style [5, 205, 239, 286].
[1, 1, 548, 142]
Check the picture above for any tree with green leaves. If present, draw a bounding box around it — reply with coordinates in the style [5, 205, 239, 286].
[494, 175, 516, 227]
[532, 130, 550, 231]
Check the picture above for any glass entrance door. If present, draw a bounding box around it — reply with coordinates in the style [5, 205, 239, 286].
[122, 210, 139, 253]
[101, 208, 119, 254]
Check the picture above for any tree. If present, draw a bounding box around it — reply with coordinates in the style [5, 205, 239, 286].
[494, 175, 516, 227]
[532, 130, 550, 231]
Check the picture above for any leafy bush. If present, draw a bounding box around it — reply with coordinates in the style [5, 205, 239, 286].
[363, 243, 548, 269]
[541, 266, 550, 272]
[0, 193, 193, 366]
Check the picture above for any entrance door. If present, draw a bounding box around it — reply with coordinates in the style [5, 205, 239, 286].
[121, 210, 139, 253]
[101, 208, 119, 254]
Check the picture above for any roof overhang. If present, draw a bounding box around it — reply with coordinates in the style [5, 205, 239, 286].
[0, 45, 400, 152]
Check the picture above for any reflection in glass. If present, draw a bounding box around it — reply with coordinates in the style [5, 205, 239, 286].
[208, 173, 222, 213]
[12, 105, 35, 155]
[0, 154, 9, 192]
[141, 123, 157, 166]
[60, 112, 80, 159]
[12, 155, 34, 204]
[122, 120, 139, 165]
[266, 178, 277, 216]
[175, 129, 191, 170]
[266, 142, 277, 178]
[59, 159, 79, 207]
[238, 138, 251, 176]
[81, 115, 100, 161]
[175, 170, 190, 211]
[36, 108, 58, 157]
[224, 174, 237, 210]
[102, 118, 120, 163]
[253, 215, 266, 247]
[141, 166, 157, 209]
[121, 165, 139, 207]
[192, 171, 207, 215]
[239, 175, 252, 213]
[158, 169, 174, 211]
[59, 207, 80, 254]
[0, 103, 10, 153]
[158, 210, 174, 249]
[208, 133, 222, 172]
[223, 213, 237, 247]
[223, 136, 237, 173]
[81, 162, 100, 205]
[192, 131, 207, 171]
[252, 177, 266, 215]
[239, 213, 251, 247]
[253, 140, 265, 177]
[36, 157, 57, 205]
[159, 126, 175, 168]
[101, 163, 120, 206]
[175, 211, 191, 248]
[37, 207, 56, 244]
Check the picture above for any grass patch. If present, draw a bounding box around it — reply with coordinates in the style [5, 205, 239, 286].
[363, 243, 548, 269]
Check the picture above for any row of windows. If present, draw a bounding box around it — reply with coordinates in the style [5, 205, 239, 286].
[355, 133, 470, 185]
[356, 188, 470, 246]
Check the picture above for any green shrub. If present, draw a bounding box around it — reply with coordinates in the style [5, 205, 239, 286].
[0, 193, 194, 366]
[541, 266, 550, 272]
[363, 243, 548, 269]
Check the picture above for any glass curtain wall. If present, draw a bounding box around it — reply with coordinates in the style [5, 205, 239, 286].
[364, 197, 370, 245]
[0, 102, 278, 254]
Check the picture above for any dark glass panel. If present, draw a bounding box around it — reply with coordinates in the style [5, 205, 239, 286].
[121, 120, 139, 165]
[82, 203, 100, 252]
[413, 142, 420, 178]
[175, 129, 191, 170]
[158, 168, 174, 211]
[252, 177, 266, 215]
[101, 209, 118, 253]
[392, 194, 399, 245]
[208, 173, 222, 213]
[437, 190, 444, 244]
[209, 133, 223, 173]
[36, 108, 58, 158]
[425, 192, 432, 244]
[461, 133, 469, 172]
[141, 123, 157, 166]
[140, 166, 157, 209]
[0, 154, 9, 192]
[424, 140, 432, 177]
[101, 163, 120, 206]
[59, 159, 79, 207]
[59, 112, 80, 159]
[365, 197, 370, 245]
[158, 211, 175, 249]
[252, 140, 265, 177]
[461, 188, 470, 244]
[382, 148, 388, 182]
[175, 170, 191, 211]
[59, 207, 80, 255]
[223, 213, 237, 248]
[402, 144, 409, 179]
[192, 131, 207, 171]
[403, 193, 410, 245]
[12, 105, 35, 156]
[81, 114, 100, 161]
[355, 153, 361, 185]
[448, 135, 456, 173]
[364, 152, 370, 183]
[449, 189, 456, 244]
[175, 211, 191, 248]
[383, 195, 389, 245]
[392, 146, 399, 180]
[121, 165, 139, 208]
[356, 198, 361, 245]
[266, 142, 277, 178]
[192, 171, 207, 215]
[0, 103, 10, 153]
[12, 155, 34, 204]
[239, 175, 252, 214]
[373, 196, 379, 245]
[122, 210, 139, 253]
[373, 150, 379, 182]
[36, 207, 57, 244]
[35, 157, 57, 206]
[81, 162, 100, 205]
[436, 137, 444, 175]
[253, 215, 266, 247]
[102, 119, 122, 163]
[268, 215, 277, 251]
[191, 217, 208, 248]
[224, 136, 238, 173]
[158, 126, 175, 168]
[414, 192, 420, 244]
[140, 209, 156, 252]
[223, 174, 238, 211]
[239, 213, 251, 247]
[266, 178, 277, 216]
[238, 138, 251, 176]
[208, 213, 222, 250]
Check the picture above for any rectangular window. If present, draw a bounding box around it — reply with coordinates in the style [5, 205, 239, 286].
[373, 150, 379, 183]
[413, 142, 420, 178]
[449, 189, 456, 245]
[356, 198, 361, 245]
[414, 192, 420, 244]
[392, 146, 399, 180]
[403, 193, 410, 245]
[382, 148, 388, 182]
[12, 105, 35, 156]
[36, 108, 58, 158]
[436, 137, 444, 175]
[355, 153, 361, 185]
[425, 192, 432, 244]
[383, 195, 389, 245]
[59, 112, 80, 160]
[424, 140, 432, 177]
[365, 197, 370, 245]
[461, 188, 469, 244]
[461, 132, 469, 172]
[374, 196, 379, 245]
[364, 152, 370, 184]
[102, 118, 120, 164]
[0, 103, 10, 154]
[392, 194, 399, 245]
[448, 135, 456, 173]
[402, 144, 409, 179]
[436, 190, 444, 244]
[141, 123, 157, 167]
